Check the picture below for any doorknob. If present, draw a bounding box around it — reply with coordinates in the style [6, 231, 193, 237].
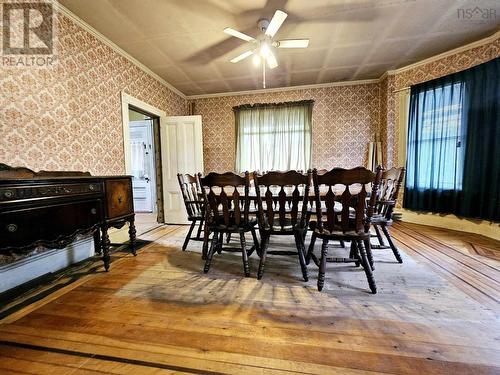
[145, 177, 150, 182]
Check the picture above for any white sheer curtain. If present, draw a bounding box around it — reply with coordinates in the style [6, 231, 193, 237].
[235, 100, 313, 172]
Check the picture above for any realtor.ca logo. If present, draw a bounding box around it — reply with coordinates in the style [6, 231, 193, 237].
[1, 0, 57, 67]
[457, 6, 497, 23]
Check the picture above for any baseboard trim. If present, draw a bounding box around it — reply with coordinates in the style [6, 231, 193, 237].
[399, 209, 500, 241]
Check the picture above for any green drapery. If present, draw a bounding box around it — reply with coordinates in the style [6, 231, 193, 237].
[234, 100, 313, 172]
[404, 57, 499, 221]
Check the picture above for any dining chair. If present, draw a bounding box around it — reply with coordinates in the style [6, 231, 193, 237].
[253, 170, 311, 281]
[199, 171, 259, 276]
[306, 166, 383, 293]
[371, 167, 406, 263]
[305, 168, 345, 248]
[177, 173, 205, 251]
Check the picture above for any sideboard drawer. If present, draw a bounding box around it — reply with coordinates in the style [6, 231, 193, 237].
[105, 179, 134, 219]
[0, 182, 102, 202]
[0, 199, 102, 249]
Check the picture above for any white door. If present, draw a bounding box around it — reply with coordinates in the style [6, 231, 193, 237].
[130, 120, 156, 212]
[161, 115, 203, 224]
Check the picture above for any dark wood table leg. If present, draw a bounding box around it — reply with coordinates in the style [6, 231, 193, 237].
[101, 225, 110, 271]
[93, 228, 101, 255]
[128, 216, 137, 256]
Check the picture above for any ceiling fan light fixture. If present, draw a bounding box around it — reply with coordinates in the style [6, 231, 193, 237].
[223, 9, 309, 88]
[260, 42, 271, 58]
[252, 54, 261, 66]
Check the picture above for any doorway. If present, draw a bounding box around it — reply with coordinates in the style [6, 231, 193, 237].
[128, 106, 163, 233]
[129, 107, 156, 213]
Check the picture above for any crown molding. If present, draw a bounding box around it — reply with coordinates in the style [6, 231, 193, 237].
[385, 29, 500, 76]
[55, 3, 187, 100]
[186, 79, 380, 99]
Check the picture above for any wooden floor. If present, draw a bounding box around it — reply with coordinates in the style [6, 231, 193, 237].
[0, 222, 499, 374]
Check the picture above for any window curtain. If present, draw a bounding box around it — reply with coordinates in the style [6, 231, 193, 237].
[234, 100, 313, 172]
[404, 57, 499, 221]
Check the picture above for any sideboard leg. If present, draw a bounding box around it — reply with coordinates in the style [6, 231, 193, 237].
[101, 225, 111, 271]
[128, 216, 137, 256]
[93, 228, 102, 255]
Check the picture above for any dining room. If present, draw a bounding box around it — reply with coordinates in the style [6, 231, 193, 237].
[0, 1, 499, 374]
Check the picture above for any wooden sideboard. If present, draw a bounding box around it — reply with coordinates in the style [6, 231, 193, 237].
[0, 164, 136, 271]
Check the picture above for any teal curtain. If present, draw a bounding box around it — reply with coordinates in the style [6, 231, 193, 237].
[404, 58, 499, 221]
[234, 100, 313, 172]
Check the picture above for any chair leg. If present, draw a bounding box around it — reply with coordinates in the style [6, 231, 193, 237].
[306, 232, 317, 265]
[257, 234, 269, 280]
[182, 221, 197, 251]
[226, 233, 232, 244]
[349, 241, 360, 267]
[196, 217, 204, 239]
[374, 225, 386, 247]
[202, 221, 210, 260]
[303, 212, 311, 241]
[318, 239, 329, 291]
[203, 231, 218, 273]
[239, 231, 250, 277]
[217, 232, 224, 254]
[381, 225, 403, 263]
[357, 240, 377, 294]
[294, 233, 309, 282]
[250, 227, 260, 256]
[363, 239, 375, 271]
[339, 240, 346, 248]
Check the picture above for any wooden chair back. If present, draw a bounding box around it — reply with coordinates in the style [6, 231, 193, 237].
[254, 170, 311, 232]
[199, 172, 250, 229]
[177, 173, 204, 219]
[376, 167, 405, 219]
[312, 166, 383, 234]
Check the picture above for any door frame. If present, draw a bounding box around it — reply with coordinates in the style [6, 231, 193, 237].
[121, 91, 166, 174]
[120, 91, 166, 222]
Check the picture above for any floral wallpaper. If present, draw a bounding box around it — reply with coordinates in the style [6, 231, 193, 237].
[0, 13, 187, 176]
[193, 84, 381, 172]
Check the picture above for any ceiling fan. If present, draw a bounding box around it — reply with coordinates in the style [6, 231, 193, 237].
[224, 10, 309, 88]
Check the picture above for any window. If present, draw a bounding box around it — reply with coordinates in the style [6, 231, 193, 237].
[407, 82, 465, 190]
[404, 57, 499, 221]
[234, 100, 313, 172]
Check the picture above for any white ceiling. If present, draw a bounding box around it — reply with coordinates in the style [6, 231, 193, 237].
[59, 0, 500, 96]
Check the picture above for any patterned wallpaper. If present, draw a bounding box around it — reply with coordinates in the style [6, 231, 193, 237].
[0, 13, 187, 175]
[193, 84, 381, 172]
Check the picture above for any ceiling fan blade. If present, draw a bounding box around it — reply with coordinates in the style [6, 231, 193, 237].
[265, 10, 287, 37]
[230, 50, 254, 63]
[224, 28, 255, 42]
[266, 50, 278, 69]
[277, 39, 309, 48]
